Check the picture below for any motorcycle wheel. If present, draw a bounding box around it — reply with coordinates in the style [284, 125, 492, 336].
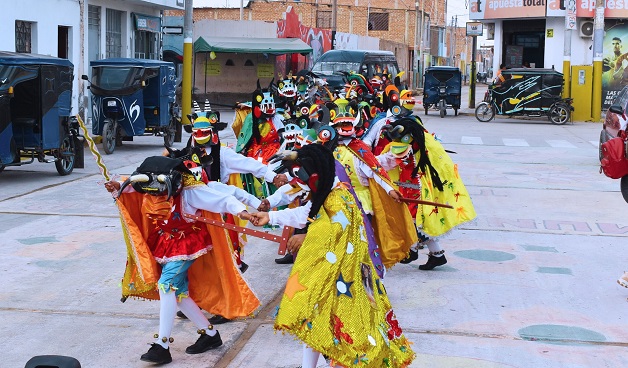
[54, 134, 75, 176]
[425, 107, 429, 115]
[621, 175, 628, 203]
[102, 120, 116, 154]
[475, 102, 495, 122]
[454, 108, 459, 116]
[549, 104, 570, 125]
[0, 165, 4, 174]
[439, 100, 446, 118]
[163, 117, 176, 147]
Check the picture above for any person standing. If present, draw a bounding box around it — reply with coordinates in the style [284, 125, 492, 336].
[105, 155, 260, 364]
[249, 144, 415, 368]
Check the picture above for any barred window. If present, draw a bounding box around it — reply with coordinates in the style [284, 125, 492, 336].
[317, 10, 332, 29]
[106, 9, 123, 58]
[15, 21, 32, 53]
[368, 12, 389, 31]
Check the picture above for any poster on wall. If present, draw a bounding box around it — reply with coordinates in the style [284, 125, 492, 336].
[469, 0, 546, 20]
[602, 20, 628, 108]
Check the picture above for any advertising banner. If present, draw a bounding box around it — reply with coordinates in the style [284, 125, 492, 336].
[577, 0, 628, 18]
[602, 20, 628, 108]
[469, 0, 546, 20]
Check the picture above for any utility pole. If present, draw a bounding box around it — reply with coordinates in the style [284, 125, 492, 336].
[414, 1, 419, 89]
[182, 0, 193, 126]
[240, 0, 243, 21]
[592, 0, 604, 120]
[331, 0, 337, 32]
[563, 0, 576, 98]
[418, 0, 425, 88]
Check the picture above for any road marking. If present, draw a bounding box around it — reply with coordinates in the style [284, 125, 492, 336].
[546, 140, 576, 148]
[503, 138, 529, 147]
[461, 136, 483, 145]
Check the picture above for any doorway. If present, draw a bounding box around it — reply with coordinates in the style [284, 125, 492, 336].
[58, 26, 69, 59]
[502, 19, 546, 68]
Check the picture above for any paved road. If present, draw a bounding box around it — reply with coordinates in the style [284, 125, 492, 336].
[1, 109, 627, 367]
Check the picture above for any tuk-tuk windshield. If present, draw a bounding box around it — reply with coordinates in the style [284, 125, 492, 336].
[91, 66, 145, 90]
[0, 65, 38, 93]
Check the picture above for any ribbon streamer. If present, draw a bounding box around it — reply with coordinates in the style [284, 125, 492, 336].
[75, 115, 111, 181]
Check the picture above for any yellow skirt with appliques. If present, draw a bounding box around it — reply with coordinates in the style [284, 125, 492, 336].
[274, 187, 415, 368]
[417, 132, 476, 237]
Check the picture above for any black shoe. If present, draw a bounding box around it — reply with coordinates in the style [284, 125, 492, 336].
[177, 310, 188, 319]
[418, 255, 447, 270]
[140, 343, 172, 364]
[275, 253, 294, 264]
[185, 331, 222, 354]
[209, 315, 231, 325]
[239, 261, 249, 274]
[399, 249, 419, 264]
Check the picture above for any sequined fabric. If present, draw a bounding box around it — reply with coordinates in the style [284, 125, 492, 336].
[274, 187, 415, 367]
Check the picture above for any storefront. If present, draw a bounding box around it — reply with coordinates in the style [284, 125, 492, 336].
[470, 0, 628, 114]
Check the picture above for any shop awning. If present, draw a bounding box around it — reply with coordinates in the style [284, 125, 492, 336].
[193, 36, 312, 54]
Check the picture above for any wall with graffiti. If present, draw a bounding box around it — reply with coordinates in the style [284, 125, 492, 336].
[277, 6, 332, 75]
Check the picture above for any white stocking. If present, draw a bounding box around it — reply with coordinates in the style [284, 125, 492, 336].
[156, 289, 177, 348]
[178, 297, 217, 336]
[426, 238, 444, 256]
[302, 345, 321, 368]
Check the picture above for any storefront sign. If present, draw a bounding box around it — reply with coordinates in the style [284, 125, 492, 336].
[547, 29, 554, 37]
[577, 0, 628, 18]
[466, 22, 484, 36]
[204, 61, 221, 76]
[133, 13, 161, 33]
[257, 64, 275, 78]
[469, 0, 546, 20]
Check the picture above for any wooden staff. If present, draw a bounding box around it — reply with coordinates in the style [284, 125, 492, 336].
[183, 213, 293, 254]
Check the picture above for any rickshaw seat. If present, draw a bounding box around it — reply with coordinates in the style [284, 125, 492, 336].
[13, 117, 39, 133]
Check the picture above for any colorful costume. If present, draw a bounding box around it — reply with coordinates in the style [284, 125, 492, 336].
[327, 98, 416, 268]
[377, 116, 476, 269]
[113, 156, 260, 363]
[260, 144, 415, 368]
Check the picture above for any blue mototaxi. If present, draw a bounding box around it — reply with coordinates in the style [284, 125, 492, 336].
[0, 52, 83, 175]
[84, 58, 178, 154]
[422, 66, 462, 118]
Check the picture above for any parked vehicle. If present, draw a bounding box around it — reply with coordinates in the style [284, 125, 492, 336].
[422, 66, 462, 118]
[0, 52, 83, 175]
[598, 85, 628, 202]
[474, 68, 573, 125]
[310, 50, 399, 92]
[82, 58, 178, 154]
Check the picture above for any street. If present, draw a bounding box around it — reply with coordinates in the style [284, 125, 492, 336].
[1, 110, 627, 367]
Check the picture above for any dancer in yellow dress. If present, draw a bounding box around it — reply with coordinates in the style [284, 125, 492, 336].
[377, 116, 477, 269]
[250, 144, 415, 368]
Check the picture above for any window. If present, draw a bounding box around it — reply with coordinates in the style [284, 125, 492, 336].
[88, 5, 101, 61]
[317, 10, 332, 29]
[368, 12, 389, 31]
[15, 20, 32, 53]
[514, 34, 540, 48]
[134, 30, 158, 59]
[106, 9, 123, 58]
[225, 59, 235, 66]
[244, 59, 254, 66]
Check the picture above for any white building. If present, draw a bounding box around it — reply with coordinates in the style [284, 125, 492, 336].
[0, 0, 184, 115]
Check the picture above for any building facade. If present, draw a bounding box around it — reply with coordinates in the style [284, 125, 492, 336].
[1, 0, 184, 116]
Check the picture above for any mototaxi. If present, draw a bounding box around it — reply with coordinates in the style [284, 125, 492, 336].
[83, 58, 179, 154]
[422, 66, 462, 118]
[474, 68, 573, 124]
[0, 52, 83, 175]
